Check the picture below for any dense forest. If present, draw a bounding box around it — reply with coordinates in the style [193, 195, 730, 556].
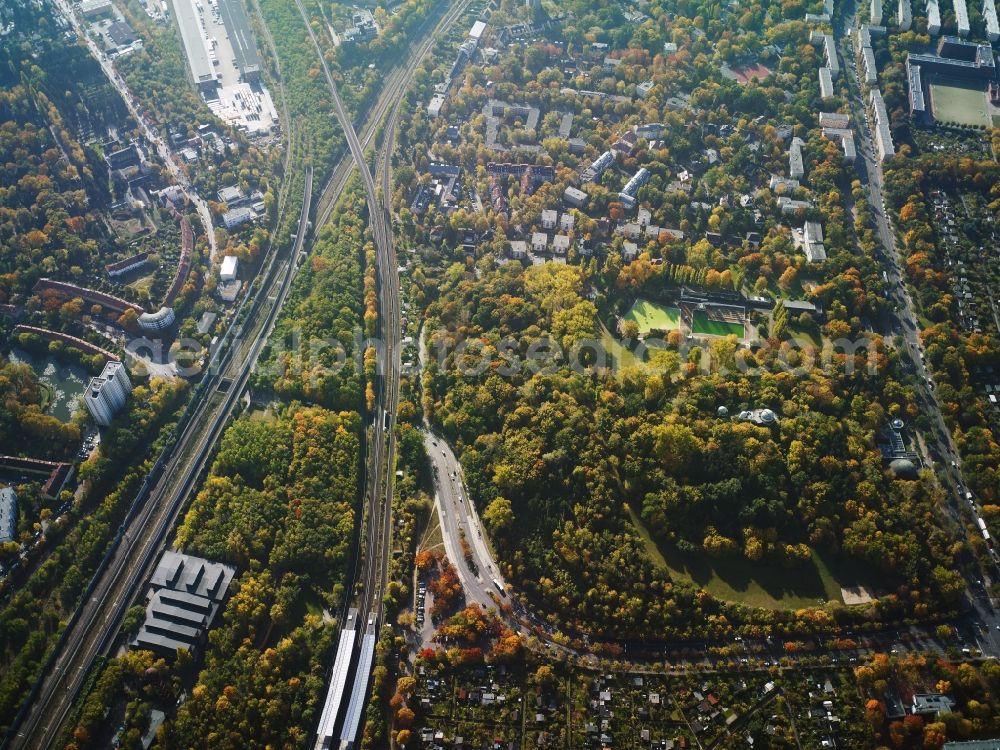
[66, 405, 360, 749]
[422, 259, 960, 640]
[254, 182, 367, 410]
[390, 0, 970, 642]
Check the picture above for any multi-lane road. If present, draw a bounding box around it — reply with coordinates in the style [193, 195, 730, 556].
[834, 4, 1000, 646]
[424, 433, 506, 613]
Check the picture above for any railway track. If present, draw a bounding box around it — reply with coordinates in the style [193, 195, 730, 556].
[294, 0, 476, 745]
[313, 0, 474, 229]
[5, 1, 475, 746]
[6, 166, 314, 750]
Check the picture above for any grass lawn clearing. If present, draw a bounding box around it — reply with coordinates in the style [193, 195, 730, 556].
[624, 299, 680, 333]
[625, 503, 876, 609]
[601, 323, 638, 370]
[418, 508, 444, 553]
[930, 81, 990, 127]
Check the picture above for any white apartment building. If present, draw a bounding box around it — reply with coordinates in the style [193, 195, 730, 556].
[927, 0, 941, 34]
[899, 0, 913, 29]
[986, 0, 1000, 39]
[85, 361, 133, 427]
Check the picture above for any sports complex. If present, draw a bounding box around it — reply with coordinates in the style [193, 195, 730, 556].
[689, 308, 746, 337]
[622, 289, 748, 339]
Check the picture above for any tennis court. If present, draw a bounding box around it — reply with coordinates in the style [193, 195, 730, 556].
[930, 81, 990, 127]
[692, 309, 744, 337]
[623, 299, 680, 333]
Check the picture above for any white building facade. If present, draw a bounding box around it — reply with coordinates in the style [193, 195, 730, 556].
[85, 361, 133, 427]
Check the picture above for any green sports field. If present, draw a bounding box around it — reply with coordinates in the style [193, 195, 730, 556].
[930, 81, 990, 127]
[692, 309, 744, 337]
[623, 299, 680, 333]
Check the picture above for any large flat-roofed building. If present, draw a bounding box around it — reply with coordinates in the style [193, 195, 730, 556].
[170, 0, 217, 92]
[222, 206, 255, 229]
[986, 0, 1000, 40]
[582, 150, 615, 182]
[618, 167, 650, 209]
[132, 550, 235, 657]
[927, 0, 941, 34]
[870, 88, 896, 161]
[907, 37, 997, 80]
[907, 58, 927, 114]
[563, 186, 589, 207]
[819, 66, 834, 98]
[939, 35, 991, 63]
[954, 0, 970, 36]
[108, 20, 139, 47]
[912, 693, 956, 717]
[635, 122, 665, 140]
[85, 361, 133, 427]
[217, 0, 262, 82]
[220, 255, 239, 281]
[778, 196, 813, 214]
[468, 19, 487, 44]
[858, 24, 873, 49]
[824, 34, 840, 76]
[797, 220, 827, 262]
[789, 137, 805, 180]
[899, 0, 913, 28]
[862, 45, 879, 84]
[819, 111, 851, 128]
[79, 0, 113, 19]
[872, 0, 884, 24]
[427, 93, 446, 118]
[0, 487, 17, 544]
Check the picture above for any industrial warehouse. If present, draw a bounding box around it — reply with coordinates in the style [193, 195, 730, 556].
[130, 551, 235, 656]
[169, 0, 277, 135]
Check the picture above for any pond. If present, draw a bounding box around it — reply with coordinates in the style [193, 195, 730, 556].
[7, 348, 90, 422]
